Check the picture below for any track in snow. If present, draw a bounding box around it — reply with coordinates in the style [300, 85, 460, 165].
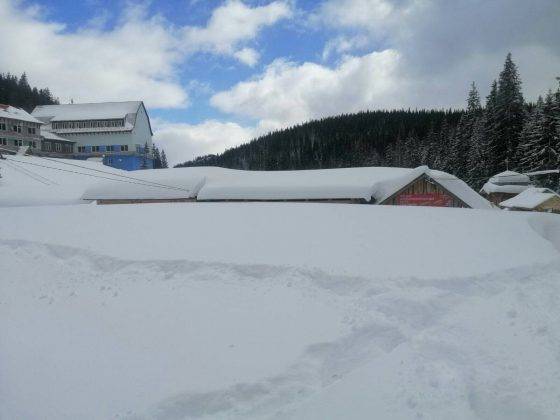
[1, 239, 560, 420]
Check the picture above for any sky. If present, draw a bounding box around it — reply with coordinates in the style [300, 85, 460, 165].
[1, 0, 559, 166]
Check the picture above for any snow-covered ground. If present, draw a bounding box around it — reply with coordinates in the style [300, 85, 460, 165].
[1, 201, 560, 420]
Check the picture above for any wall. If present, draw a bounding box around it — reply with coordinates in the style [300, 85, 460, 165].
[382, 176, 468, 208]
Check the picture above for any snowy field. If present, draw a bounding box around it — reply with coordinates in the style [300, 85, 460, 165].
[1, 202, 560, 419]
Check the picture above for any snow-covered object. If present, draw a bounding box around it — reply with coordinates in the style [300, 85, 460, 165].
[0, 155, 128, 206]
[0, 104, 43, 124]
[194, 165, 493, 209]
[500, 187, 560, 210]
[196, 166, 411, 202]
[480, 181, 529, 195]
[481, 170, 533, 196]
[488, 170, 531, 185]
[81, 175, 205, 201]
[41, 129, 73, 142]
[32, 101, 142, 121]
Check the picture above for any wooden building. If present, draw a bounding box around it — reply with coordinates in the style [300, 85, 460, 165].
[480, 171, 532, 205]
[500, 188, 560, 213]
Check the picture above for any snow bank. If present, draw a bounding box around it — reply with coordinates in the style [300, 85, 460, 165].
[1, 203, 559, 420]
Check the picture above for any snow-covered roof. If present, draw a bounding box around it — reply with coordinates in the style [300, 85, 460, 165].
[32, 101, 142, 122]
[195, 166, 411, 202]
[0, 104, 43, 124]
[488, 170, 531, 185]
[81, 172, 204, 201]
[41, 129, 75, 142]
[480, 181, 530, 195]
[193, 166, 493, 209]
[524, 169, 560, 176]
[371, 166, 494, 209]
[500, 187, 560, 210]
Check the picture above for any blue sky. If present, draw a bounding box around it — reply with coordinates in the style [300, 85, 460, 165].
[1, 0, 559, 164]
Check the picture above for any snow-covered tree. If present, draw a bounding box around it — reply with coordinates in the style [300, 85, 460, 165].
[493, 53, 525, 171]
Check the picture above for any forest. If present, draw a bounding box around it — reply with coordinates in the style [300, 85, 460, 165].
[0, 73, 59, 112]
[177, 54, 560, 190]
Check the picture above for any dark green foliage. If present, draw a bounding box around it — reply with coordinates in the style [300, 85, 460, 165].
[177, 109, 462, 170]
[0, 73, 58, 111]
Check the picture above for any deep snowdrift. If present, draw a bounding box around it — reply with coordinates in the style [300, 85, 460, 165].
[1, 203, 560, 420]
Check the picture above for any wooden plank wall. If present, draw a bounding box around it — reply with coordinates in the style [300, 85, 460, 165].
[383, 177, 467, 208]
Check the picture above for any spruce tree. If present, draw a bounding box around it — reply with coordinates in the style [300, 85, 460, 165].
[494, 53, 525, 171]
[467, 115, 491, 187]
[161, 150, 168, 168]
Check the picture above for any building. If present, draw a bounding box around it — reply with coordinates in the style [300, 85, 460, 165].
[82, 165, 494, 209]
[0, 104, 43, 155]
[500, 187, 560, 213]
[32, 101, 153, 170]
[40, 130, 75, 157]
[480, 170, 533, 205]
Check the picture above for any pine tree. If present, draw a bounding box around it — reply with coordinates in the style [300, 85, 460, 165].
[467, 115, 491, 187]
[484, 80, 500, 174]
[493, 53, 525, 171]
[161, 150, 168, 168]
[141, 141, 150, 169]
[152, 144, 162, 169]
[517, 97, 544, 172]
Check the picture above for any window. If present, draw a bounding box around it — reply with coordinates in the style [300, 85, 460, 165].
[32, 141, 37, 148]
[55, 143, 62, 152]
[14, 139, 23, 147]
[0, 138, 6, 145]
[120, 145, 128, 152]
[0, 123, 5, 130]
[106, 145, 114, 152]
[44, 142, 51, 151]
[92, 146, 100, 152]
[77, 146, 86, 153]
[27, 127, 36, 135]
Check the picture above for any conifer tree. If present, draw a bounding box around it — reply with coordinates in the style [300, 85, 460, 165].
[161, 150, 168, 168]
[467, 115, 490, 187]
[494, 53, 525, 171]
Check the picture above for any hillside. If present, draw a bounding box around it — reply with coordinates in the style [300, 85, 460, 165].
[177, 109, 462, 171]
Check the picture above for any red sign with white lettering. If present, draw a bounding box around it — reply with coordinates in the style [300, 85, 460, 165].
[396, 193, 453, 207]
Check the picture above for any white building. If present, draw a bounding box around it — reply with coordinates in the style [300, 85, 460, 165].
[32, 101, 153, 170]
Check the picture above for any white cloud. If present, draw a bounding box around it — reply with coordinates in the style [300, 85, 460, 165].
[211, 50, 402, 129]
[233, 47, 260, 67]
[181, 0, 292, 64]
[0, 0, 292, 109]
[152, 119, 257, 166]
[0, 1, 187, 108]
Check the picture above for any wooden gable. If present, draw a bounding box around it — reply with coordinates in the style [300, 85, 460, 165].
[379, 174, 470, 208]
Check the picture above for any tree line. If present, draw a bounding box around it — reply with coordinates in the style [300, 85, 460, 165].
[177, 54, 560, 190]
[0, 73, 59, 112]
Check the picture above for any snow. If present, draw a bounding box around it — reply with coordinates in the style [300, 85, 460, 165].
[488, 170, 531, 185]
[40, 129, 74, 142]
[500, 187, 559, 210]
[481, 181, 529, 195]
[195, 166, 411, 202]
[0, 104, 43, 124]
[32, 101, 142, 121]
[1, 201, 560, 419]
[0, 155, 128, 206]
[2, 157, 492, 209]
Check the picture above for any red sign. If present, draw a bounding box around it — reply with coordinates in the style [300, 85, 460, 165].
[396, 193, 453, 207]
